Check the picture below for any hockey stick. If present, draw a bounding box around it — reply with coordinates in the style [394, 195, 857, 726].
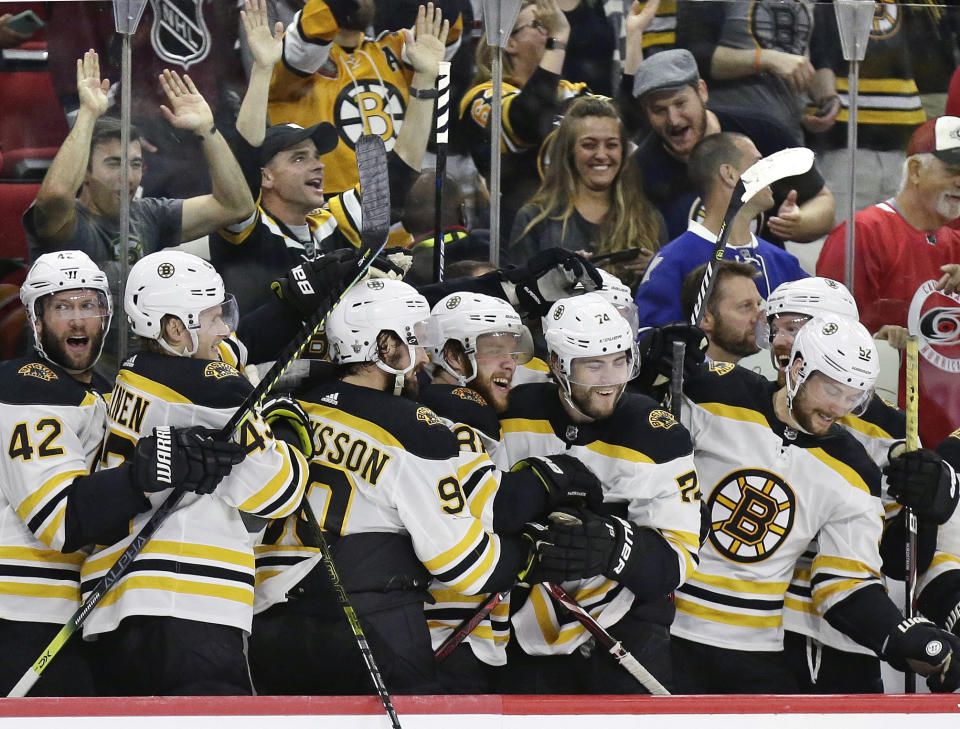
[546, 582, 670, 695]
[689, 147, 815, 328]
[300, 500, 401, 728]
[434, 589, 508, 662]
[7, 135, 392, 699]
[432, 60, 451, 283]
[903, 332, 920, 693]
[670, 339, 684, 419]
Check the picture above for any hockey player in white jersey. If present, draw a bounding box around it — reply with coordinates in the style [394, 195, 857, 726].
[249, 278, 581, 695]
[84, 250, 305, 696]
[420, 292, 604, 688]
[0, 251, 242, 696]
[667, 312, 960, 693]
[760, 277, 960, 692]
[498, 293, 702, 693]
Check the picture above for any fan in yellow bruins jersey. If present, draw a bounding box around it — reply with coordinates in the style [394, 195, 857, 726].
[268, 0, 462, 195]
[0, 251, 242, 697]
[249, 278, 586, 695]
[83, 251, 307, 696]
[660, 312, 960, 693]
[496, 293, 702, 694]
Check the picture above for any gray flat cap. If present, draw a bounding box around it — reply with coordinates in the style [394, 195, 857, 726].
[633, 49, 700, 100]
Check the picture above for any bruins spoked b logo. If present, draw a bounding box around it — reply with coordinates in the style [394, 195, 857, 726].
[335, 80, 405, 150]
[707, 468, 795, 563]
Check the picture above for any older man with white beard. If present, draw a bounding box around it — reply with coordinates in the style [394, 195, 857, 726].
[817, 115, 960, 446]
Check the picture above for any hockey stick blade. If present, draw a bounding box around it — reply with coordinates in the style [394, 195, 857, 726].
[737, 147, 814, 204]
[690, 147, 815, 327]
[8, 136, 393, 699]
[546, 583, 670, 695]
[357, 134, 391, 251]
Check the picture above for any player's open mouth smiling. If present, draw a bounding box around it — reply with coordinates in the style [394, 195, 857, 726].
[491, 376, 510, 391]
[66, 335, 90, 350]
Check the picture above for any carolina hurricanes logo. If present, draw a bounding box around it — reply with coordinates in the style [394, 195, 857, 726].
[908, 280, 960, 374]
[334, 80, 405, 151]
[149, 0, 211, 70]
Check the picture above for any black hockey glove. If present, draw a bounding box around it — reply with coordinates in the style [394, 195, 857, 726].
[501, 248, 602, 317]
[517, 520, 551, 585]
[635, 323, 708, 391]
[511, 454, 604, 512]
[271, 248, 360, 321]
[261, 394, 314, 459]
[882, 616, 960, 689]
[533, 508, 639, 584]
[885, 443, 960, 524]
[133, 426, 245, 495]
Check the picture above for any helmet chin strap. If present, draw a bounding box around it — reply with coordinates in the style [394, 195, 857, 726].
[784, 368, 814, 435]
[557, 372, 597, 423]
[159, 329, 199, 357]
[438, 349, 478, 387]
[375, 342, 418, 397]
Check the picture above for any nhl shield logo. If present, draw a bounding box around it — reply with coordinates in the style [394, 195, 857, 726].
[150, 0, 212, 70]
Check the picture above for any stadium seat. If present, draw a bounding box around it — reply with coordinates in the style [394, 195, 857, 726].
[0, 180, 39, 260]
[0, 68, 67, 180]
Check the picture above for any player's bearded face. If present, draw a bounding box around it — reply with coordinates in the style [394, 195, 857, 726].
[566, 352, 631, 420]
[472, 343, 519, 414]
[37, 291, 108, 373]
[791, 372, 862, 435]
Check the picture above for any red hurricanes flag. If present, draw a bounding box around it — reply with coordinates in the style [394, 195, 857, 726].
[906, 280, 960, 446]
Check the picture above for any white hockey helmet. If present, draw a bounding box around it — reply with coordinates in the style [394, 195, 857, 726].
[326, 278, 433, 393]
[429, 292, 533, 385]
[20, 250, 113, 367]
[758, 277, 859, 348]
[786, 313, 879, 419]
[125, 251, 238, 357]
[543, 292, 640, 388]
[594, 269, 640, 337]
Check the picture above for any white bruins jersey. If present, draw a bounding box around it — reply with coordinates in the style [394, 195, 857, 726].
[0, 357, 107, 623]
[675, 363, 884, 652]
[255, 380, 510, 624]
[784, 393, 905, 655]
[500, 382, 701, 656]
[82, 352, 307, 637]
[418, 382, 514, 665]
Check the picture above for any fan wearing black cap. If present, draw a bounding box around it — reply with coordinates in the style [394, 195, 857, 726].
[208, 1, 450, 314]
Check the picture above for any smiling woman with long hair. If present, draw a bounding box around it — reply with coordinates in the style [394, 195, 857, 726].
[507, 96, 665, 288]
